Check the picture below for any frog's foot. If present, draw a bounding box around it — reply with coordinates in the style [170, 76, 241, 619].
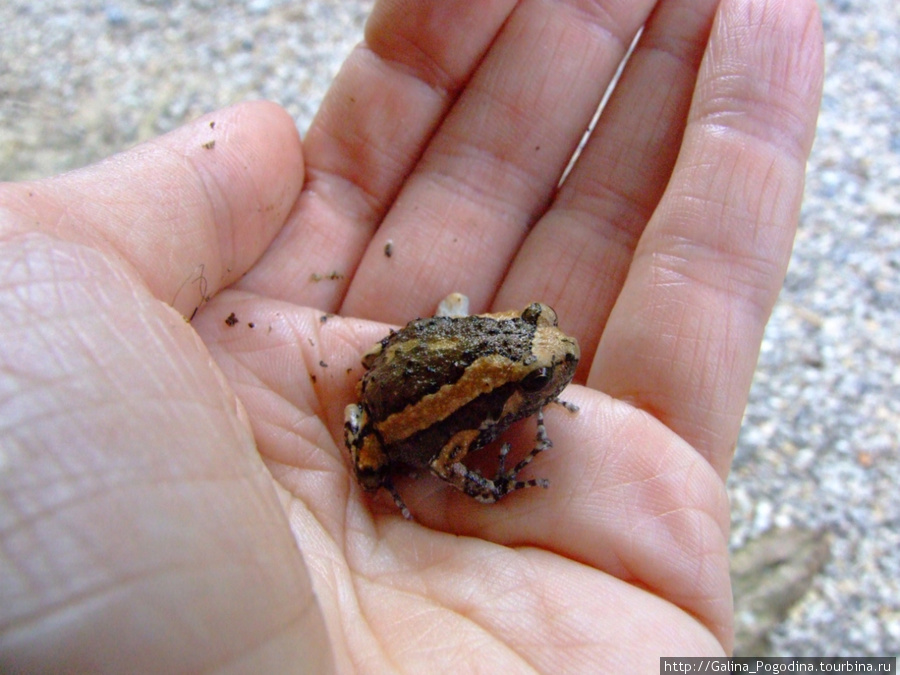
[467, 444, 551, 503]
[552, 396, 579, 414]
[438, 408, 554, 504]
[382, 477, 413, 520]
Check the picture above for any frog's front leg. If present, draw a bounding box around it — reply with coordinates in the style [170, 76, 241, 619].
[429, 408, 554, 504]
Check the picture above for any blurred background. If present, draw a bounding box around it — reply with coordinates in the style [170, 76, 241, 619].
[1, 0, 897, 657]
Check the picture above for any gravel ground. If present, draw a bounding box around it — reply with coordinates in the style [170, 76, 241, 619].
[1, 0, 897, 659]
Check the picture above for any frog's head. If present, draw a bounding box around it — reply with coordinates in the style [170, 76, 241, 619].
[518, 303, 580, 402]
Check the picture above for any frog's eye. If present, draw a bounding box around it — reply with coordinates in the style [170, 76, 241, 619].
[521, 367, 552, 392]
[521, 303, 559, 327]
[521, 303, 543, 325]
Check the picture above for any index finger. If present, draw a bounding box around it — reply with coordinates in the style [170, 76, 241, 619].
[237, 0, 519, 313]
[340, 0, 656, 322]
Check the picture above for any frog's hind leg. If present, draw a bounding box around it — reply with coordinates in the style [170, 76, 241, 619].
[494, 407, 553, 494]
[492, 398, 576, 493]
[430, 408, 553, 504]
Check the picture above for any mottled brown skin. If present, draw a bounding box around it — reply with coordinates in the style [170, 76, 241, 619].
[344, 302, 579, 518]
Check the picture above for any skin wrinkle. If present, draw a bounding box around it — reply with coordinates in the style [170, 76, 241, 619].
[487, 571, 556, 670]
[6, 551, 305, 669]
[636, 67, 691, 159]
[411, 550, 548, 670]
[4, 465, 255, 567]
[641, 15, 712, 73]
[3, 561, 162, 637]
[628, 502, 726, 604]
[182, 145, 235, 279]
[391, 600, 510, 670]
[752, 156, 797, 253]
[12, 474, 238, 594]
[341, 572, 413, 673]
[306, 62, 438, 222]
[256, 398, 335, 470]
[557, 0, 633, 45]
[651, 234, 788, 328]
[421, 140, 544, 229]
[365, 0, 512, 95]
[558, 181, 651, 251]
[200, 612, 313, 674]
[660, 547, 730, 641]
[12, 306, 133, 413]
[120, 166, 207, 294]
[439, 82, 560, 162]
[653, 156, 785, 259]
[530, 232, 586, 299]
[48, 166, 218, 318]
[699, 21, 821, 160]
[364, 25, 458, 98]
[516, 14, 605, 114]
[695, 107, 814, 166]
[346, 52, 444, 171]
[303, 144, 401, 226]
[3, 446, 115, 538]
[226, 322, 338, 464]
[300, 153, 382, 227]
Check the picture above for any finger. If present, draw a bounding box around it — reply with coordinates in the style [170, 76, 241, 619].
[590, 0, 824, 476]
[240, 0, 520, 310]
[495, 0, 720, 378]
[341, 0, 659, 322]
[0, 101, 302, 319]
[0, 235, 331, 670]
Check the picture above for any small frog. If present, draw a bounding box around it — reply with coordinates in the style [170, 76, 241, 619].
[343, 295, 579, 519]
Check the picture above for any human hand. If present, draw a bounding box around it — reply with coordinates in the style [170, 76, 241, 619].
[0, 0, 823, 670]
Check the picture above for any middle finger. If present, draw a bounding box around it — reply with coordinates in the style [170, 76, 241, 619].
[496, 0, 720, 378]
[342, 0, 657, 322]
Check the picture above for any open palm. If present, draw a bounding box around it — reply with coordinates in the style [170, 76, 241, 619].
[0, 0, 823, 671]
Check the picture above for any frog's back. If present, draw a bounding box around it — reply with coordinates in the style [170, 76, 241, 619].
[360, 314, 539, 423]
